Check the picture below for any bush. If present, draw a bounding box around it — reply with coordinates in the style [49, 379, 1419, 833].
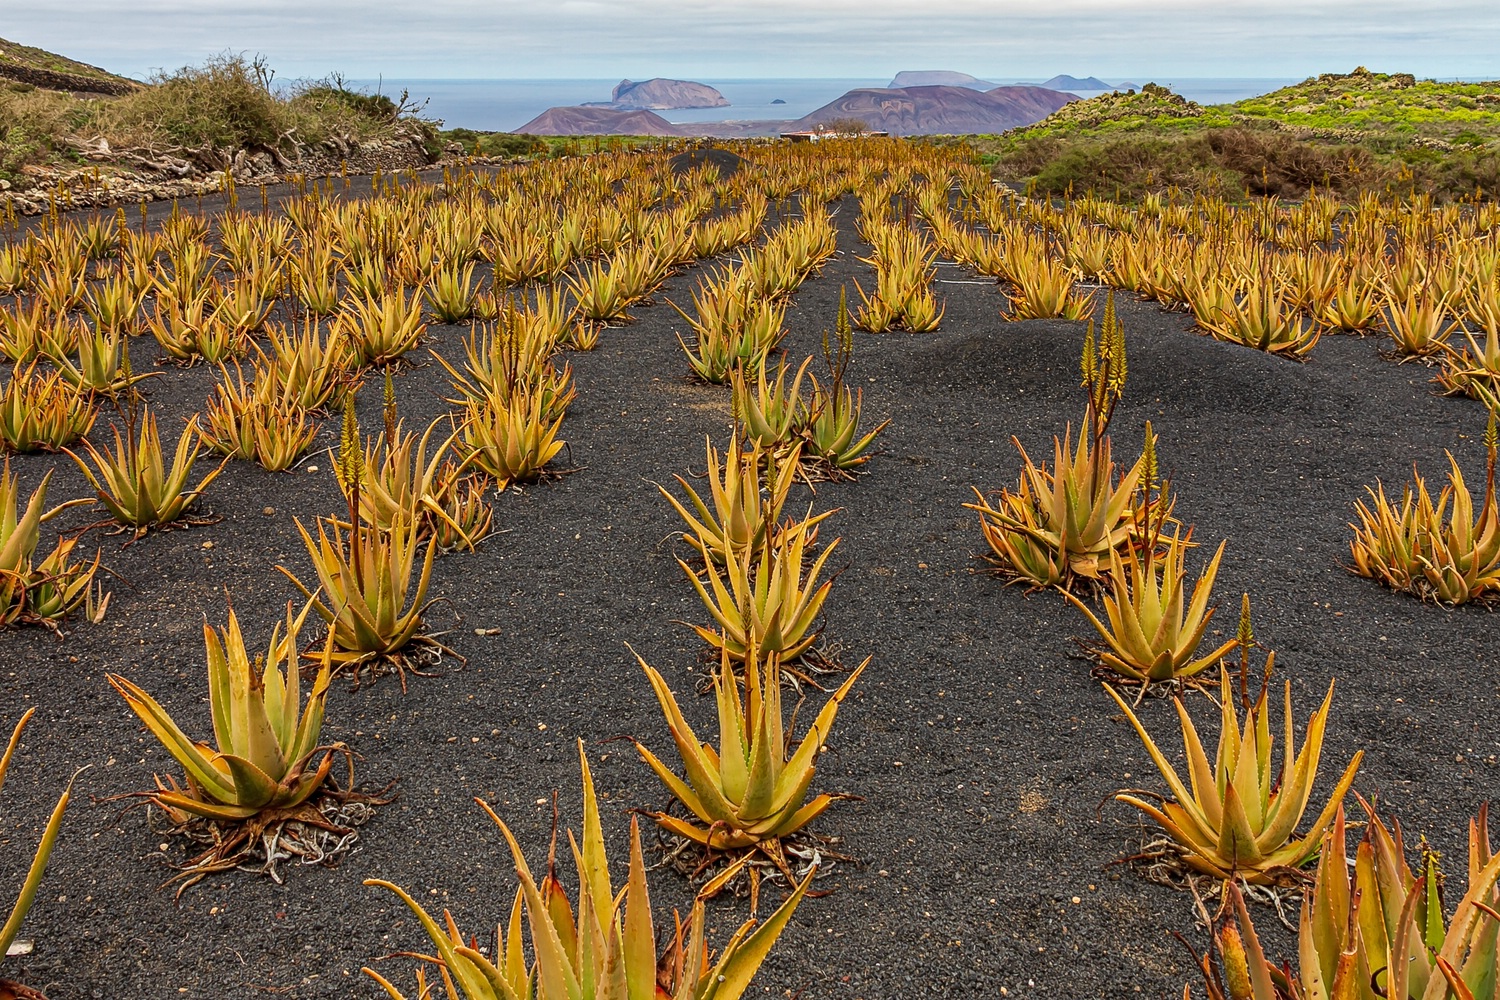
[293, 81, 400, 123]
[108, 53, 288, 148]
[476, 133, 547, 158]
[988, 126, 1500, 201]
[92, 54, 433, 153]
[436, 129, 552, 159]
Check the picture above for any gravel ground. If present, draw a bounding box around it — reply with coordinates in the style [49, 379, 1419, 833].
[2, 190, 1497, 1000]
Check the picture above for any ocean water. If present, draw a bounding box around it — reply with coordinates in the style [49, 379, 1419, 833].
[349, 77, 1306, 133]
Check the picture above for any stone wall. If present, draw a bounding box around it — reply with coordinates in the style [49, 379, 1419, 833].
[0, 63, 138, 96]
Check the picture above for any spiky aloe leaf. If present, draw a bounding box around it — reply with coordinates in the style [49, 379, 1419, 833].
[0, 763, 80, 959]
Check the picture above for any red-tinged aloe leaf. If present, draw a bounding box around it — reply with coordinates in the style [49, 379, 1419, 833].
[107, 674, 236, 802]
[1226, 881, 1280, 1000]
[623, 818, 656, 1000]
[0, 708, 34, 795]
[360, 965, 413, 1000]
[698, 870, 814, 1000]
[362, 880, 497, 1000]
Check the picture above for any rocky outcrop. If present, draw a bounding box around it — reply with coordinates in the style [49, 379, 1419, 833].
[516, 106, 684, 136]
[589, 78, 729, 111]
[1013, 83, 1203, 133]
[888, 71, 998, 90]
[790, 85, 1076, 136]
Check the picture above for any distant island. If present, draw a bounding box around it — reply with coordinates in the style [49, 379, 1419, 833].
[888, 70, 998, 90]
[792, 85, 1074, 136]
[584, 78, 729, 111]
[517, 83, 1075, 137]
[1037, 74, 1117, 91]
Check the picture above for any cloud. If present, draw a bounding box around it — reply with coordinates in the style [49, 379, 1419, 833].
[8, 0, 1498, 80]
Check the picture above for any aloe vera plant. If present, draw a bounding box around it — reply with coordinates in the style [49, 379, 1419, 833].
[279, 398, 444, 684]
[635, 640, 866, 854]
[658, 435, 808, 567]
[1298, 797, 1500, 1000]
[802, 289, 890, 472]
[681, 516, 838, 664]
[1350, 408, 1500, 605]
[1067, 531, 1237, 688]
[0, 461, 97, 628]
[67, 409, 225, 537]
[1106, 665, 1361, 885]
[364, 740, 810, 1000]
[458, 387, 566, 489]
[967, 293, 1163, 586]
[107, 600, 335, 821]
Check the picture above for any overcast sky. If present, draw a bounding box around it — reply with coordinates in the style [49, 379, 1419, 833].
[11, 1, 1498, 82]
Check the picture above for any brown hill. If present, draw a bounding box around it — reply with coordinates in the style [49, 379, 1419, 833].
[791, 85, 1076, 136]
[514, 106, 684, 136]
[591, 78, 728, 110]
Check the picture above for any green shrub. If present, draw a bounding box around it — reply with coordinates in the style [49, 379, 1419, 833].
[293, 81, 399, 123]
[94, 54, 432, 153]
[108, 53, 288, 148]
[477, 133, 545, 158]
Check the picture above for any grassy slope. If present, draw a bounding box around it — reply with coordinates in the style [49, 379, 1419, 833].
[1002, 70, 1500, 145]
[955, 70, 1500, 200]
[0, 36, 138, 87]
[1231, 69, 1500, 141]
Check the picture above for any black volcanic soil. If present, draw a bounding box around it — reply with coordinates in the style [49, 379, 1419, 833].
[2, 191, 1498, 1000]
